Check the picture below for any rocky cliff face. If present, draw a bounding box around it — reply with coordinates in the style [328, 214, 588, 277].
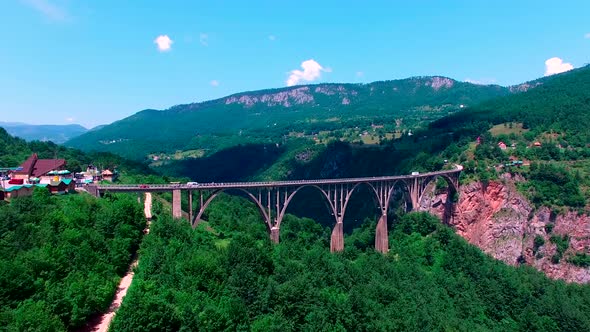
[420, 174, 590, 283]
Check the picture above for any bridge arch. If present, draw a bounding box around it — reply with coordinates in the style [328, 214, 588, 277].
[415, 173, 459, 225]
[418, 174, 458, 204]
[276, 184, 335, 229]
[192, 188, 271, 231]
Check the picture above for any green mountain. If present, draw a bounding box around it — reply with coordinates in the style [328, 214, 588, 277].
[0, 122, 88, 144]
[430, 65, 590, 146]
[66, 76, 510, 159]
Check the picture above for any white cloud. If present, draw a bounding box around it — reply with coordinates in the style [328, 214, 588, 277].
[585, 33, 590, 39]
[286, 59, 328, 86]
[154, 35, 173, 52]
[268, 35, 276, 41]
[210, 80, 219, 87]
[65, 117, 74, 122]
[21, 0, 67, 21]
[464, 78, 497, 85]
[199, 33, 208, 46]
[544, 57, 574, 76]
[356, 71, 364, 77]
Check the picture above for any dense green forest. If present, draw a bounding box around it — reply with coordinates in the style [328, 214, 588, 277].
[0, 189, 146, 330]
[111, 196, 590, 331]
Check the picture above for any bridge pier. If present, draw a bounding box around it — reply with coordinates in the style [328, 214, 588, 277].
[330, 221, 344, 252]
[408, 177, 420, 211]
[188, 190, 193, 225]
[270, 226, 280, 243]
[172, 189, 182, 219]
[375, 213, 389, 253]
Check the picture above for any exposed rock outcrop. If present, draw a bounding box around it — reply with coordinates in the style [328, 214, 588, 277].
[421, 175, 590, 283]
[225, 87, 315, 107]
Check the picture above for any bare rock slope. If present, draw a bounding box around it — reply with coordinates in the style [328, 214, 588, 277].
[421, 175, 590, 283]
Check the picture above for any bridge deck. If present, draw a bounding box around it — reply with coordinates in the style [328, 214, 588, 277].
[95, 167, 462, 192]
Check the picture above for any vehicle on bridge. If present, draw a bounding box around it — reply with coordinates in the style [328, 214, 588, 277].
[187, 182, 199, 186]
[139, 184, 149, 189]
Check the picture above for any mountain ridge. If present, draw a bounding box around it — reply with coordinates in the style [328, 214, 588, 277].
[65, 75, 514, 159]
[0, 122, 88, 144]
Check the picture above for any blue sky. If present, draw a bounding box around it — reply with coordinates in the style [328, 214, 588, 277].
[1, 0, 589, 128]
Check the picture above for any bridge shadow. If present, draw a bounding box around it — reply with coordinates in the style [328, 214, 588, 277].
[157, 143, 284, 182]
[287, 141, 413, 180]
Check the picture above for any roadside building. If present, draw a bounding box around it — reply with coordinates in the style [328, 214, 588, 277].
[2, 184, 47, 200]
[497, 141, 507, 150]
[47, 179, 75, 194]
[11, 153, 67, 183]
[101, 169, 117, 182]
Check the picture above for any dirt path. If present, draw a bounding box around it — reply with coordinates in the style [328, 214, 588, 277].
[79, 193, 152, 332]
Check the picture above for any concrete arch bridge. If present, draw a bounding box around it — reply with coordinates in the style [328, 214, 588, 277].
[88, 166, 462, 253]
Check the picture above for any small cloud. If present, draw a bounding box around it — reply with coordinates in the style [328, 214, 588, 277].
[268, 35, 276, 41]
[286, 59, 329, 86]
[65, 117, 74, 122]
[464, 78, 497, 85]
[21, 0, 67, 21]
[210, 80, 219, 87]
[154, 35, 173, 52]
[199, 33, 208, 46]
[356, 71, 364, 77]
[544, 57, 574, 76]
[585, 33, 590, 39]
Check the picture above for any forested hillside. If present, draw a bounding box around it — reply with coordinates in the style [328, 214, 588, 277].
[0, 190, 145, 330]
[66, 77, 509, 159]
[422, 65, 590, 209]
[110, 196, 590, 331]
[431, 65, 590, 147]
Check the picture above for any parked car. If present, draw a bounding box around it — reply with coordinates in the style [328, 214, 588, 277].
[139, 184, 149, 189]
[411, 171, 420, 176]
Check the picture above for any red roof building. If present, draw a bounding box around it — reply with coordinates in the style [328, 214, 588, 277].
[11, 153, 67, 181]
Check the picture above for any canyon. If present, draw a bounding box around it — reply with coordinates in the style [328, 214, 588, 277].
[422, 174, 590, 283]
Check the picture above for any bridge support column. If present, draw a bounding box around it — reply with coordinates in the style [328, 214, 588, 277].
[188, 190, 193, 225]
[172, 189, 182, 219]
[270, 226, 280, 244]
[375, 213, 388, 253]
[331, 221, 344, 252]
[408, 178, 420, 211]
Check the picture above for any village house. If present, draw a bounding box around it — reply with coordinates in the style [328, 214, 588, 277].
[2, 184, 46, 200]
[101, 169, 117, 182]
[1, 154, 77, 201]
[497, 141, 507, 150]
[11, 153, 67, 183]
